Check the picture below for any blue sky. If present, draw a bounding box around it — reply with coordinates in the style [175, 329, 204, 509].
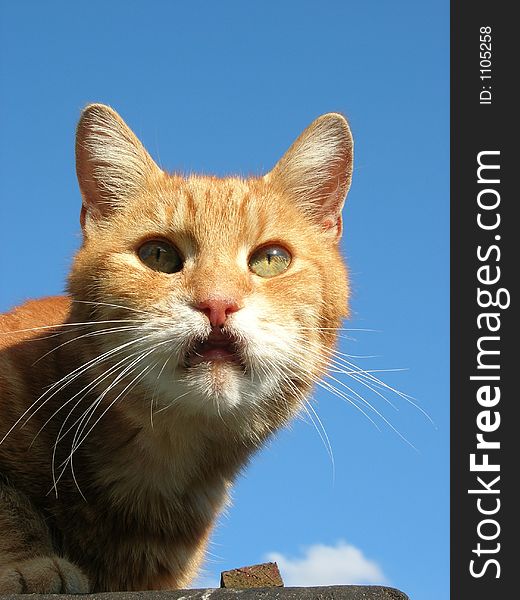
[0, 2, 449, 599]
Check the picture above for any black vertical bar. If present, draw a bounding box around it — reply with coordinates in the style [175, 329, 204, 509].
[451, 2, 515, 599]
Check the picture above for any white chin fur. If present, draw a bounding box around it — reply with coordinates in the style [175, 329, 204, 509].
[145, 358, 280, 420]
[131, 299, 303, 421]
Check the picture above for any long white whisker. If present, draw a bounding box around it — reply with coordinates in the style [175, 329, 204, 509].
[277, 343, 403, 434]
[5, 330, 163, 450]
[260, 354, 335, 477]
[67, 344, 162, 458]
[0, 319, 146, 337]
[326, 350, 433, 425]
[69, 358, 156, 464]
[311, 375, 382, 431]
[65, 337, 174, 465]
[294, 337, 432, 425]
[152, 391, 192, 415]
[149, 353, 175, 427]
[304, 398, 335, 484]
[35, 342, 155, 447]
[48, 340, 160, 496]
[69, 360, 156, 498]
[50, 347, 153, 496]
[21, 337, 147, 427]
[72, 299, 159, 318]
[265, 347, 382, 430]
[32, 325, 150, 365]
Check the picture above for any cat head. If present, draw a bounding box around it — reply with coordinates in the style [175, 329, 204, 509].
[69, 104, 353, 438]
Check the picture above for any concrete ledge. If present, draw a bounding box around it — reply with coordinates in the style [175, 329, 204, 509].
[0, 586, 409, 600]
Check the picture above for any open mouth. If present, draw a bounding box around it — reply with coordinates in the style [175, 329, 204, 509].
[185, 329, 243, 367]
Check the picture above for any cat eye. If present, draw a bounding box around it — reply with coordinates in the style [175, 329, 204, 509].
[249, 245, 291, 278]
[138, 240, 183, 274]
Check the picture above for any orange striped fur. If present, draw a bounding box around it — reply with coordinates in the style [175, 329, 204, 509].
[0, 105, 353, 592]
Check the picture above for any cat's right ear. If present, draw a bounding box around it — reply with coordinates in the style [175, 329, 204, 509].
[75, 104, 163, 234]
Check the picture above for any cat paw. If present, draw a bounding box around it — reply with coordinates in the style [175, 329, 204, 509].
[0, 556, 90, 594]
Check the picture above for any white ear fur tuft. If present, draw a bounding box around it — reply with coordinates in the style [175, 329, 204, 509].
[76, 104, 162, 228]
[265, 113, 353, 240]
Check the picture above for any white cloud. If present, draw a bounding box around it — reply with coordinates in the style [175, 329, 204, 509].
[266, 540, 387, 587]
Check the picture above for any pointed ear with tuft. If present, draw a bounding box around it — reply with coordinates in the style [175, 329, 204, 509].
[75, 103, 162, 232]
[264, 113, 353, 241]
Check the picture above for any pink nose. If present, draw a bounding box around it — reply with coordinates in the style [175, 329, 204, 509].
[195, 298, 241, 327]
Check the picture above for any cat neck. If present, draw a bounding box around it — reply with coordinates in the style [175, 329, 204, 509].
[89, 402, 249, 501]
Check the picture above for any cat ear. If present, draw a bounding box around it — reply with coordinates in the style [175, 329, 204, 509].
[264, 113, 353, 240]
[75, 103, 162, 230]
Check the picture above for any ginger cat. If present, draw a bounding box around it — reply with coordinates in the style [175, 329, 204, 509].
[0, 104, 353, 593]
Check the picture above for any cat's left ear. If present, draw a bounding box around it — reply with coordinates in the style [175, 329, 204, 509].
[264, 113, 353, 241]
[76, 103, 163, 233]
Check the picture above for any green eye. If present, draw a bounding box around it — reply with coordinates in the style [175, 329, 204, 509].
[138, 240, 183, 274]
[249, 245, 291, 278]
